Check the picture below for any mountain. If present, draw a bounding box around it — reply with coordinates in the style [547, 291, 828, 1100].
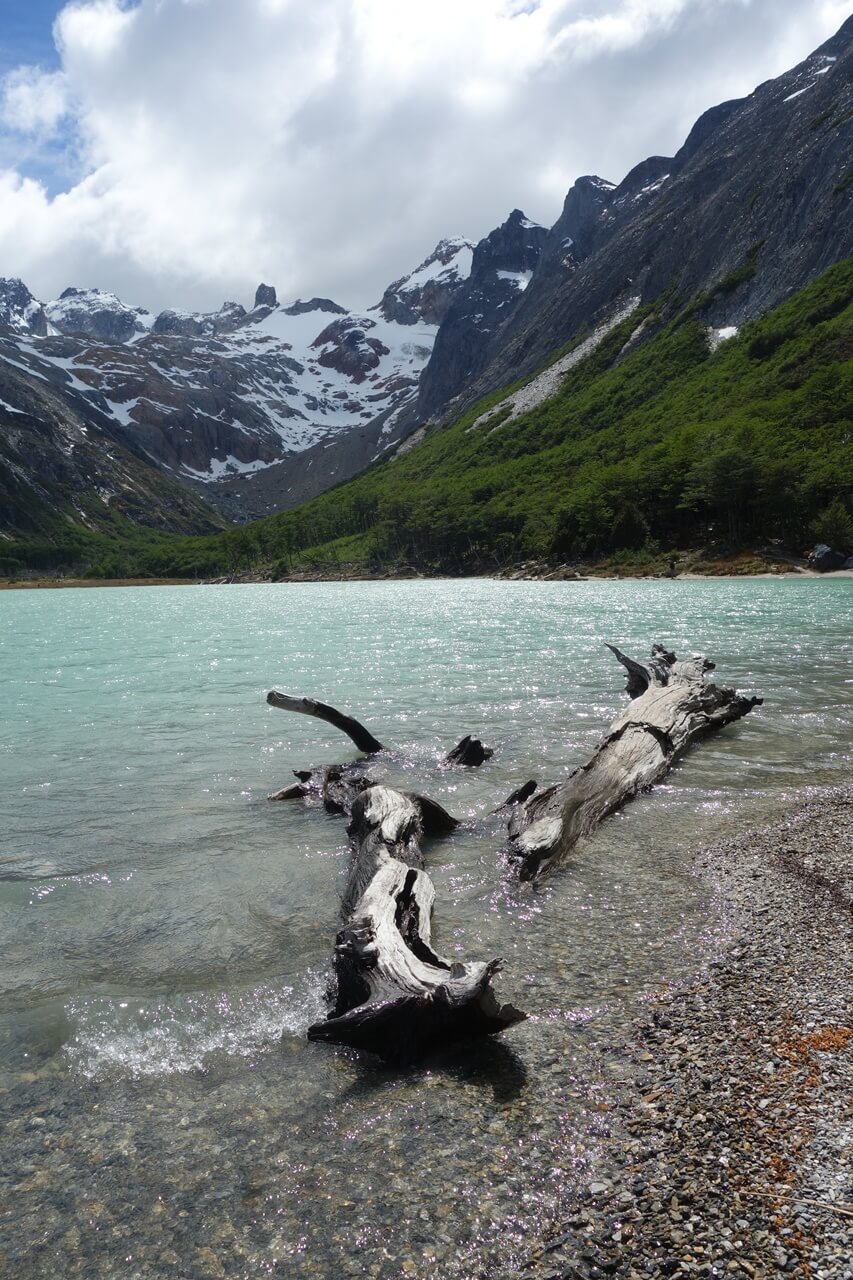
[0, 279, 49, 337]
[417, 210, 548, 417]
[128, 256, 853, 582]
[1, 17, 851, 575]
[418, 17, 853, 423]
[0, 344, 223, 547]
[0, 236, 474, 529]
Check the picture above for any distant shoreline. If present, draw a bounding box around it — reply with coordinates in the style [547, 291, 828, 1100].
[2, 567, 852, 590]
[0, 577, 199, 590]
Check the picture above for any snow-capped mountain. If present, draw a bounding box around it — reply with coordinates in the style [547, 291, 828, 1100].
[0, 236, 474, 519]
[45, 288, 156, 343]
[0, 278, 49, 337]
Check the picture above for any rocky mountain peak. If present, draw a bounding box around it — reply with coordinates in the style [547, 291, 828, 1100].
[548, 176, 615, 265]
[470, 209, 547, 282]
[373, 237, 475, 326]
[0, 278, 48, 336]
[46, 287, 153, 343]
[281, 297, 347, 317]
[415, 211, 548, 418]
[254, 283, 277, 309]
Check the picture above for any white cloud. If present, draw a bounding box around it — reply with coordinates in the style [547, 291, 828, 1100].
[1, 67, 69, 136]
[0, 0, 846, 313]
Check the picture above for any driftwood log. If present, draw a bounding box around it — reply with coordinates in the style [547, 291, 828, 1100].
[266, 692, 524, 1062]
[266, 691, 384, 754]
[307, 784, 525, 1061]
[267, 691, 494, 767]
[506, 644, 762, 882]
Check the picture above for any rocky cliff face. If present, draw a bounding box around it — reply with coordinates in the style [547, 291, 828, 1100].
[374, 238, 474, 326]
[428, 18, 853, 421]
[417, 210, 547, 417]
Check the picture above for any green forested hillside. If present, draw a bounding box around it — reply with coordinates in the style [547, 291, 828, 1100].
[4, 260, 852, 578]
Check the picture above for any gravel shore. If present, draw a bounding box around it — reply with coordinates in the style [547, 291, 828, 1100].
[529, 788, 853, 1280]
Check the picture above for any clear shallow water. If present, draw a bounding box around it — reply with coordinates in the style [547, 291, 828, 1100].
[1, 578, 851, 1277]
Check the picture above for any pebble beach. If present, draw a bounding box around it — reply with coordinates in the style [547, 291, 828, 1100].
[532, 788, 853, 1280]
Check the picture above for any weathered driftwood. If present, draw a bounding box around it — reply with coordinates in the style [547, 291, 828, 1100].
[267, 691, 384, 754]
[444, 735, 494, 767]
[265, 693, 522, 1061]
[495, 779, 537, 811]
[267, 690, 493, 769]
[507, 644, 761, 883]
[307, 784, 525, 1061]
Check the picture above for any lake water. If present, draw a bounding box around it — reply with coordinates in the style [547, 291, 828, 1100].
[1, 578, 851, 1278]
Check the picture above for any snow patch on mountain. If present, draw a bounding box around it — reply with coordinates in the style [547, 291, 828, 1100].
[708, 325, 739, 351]
[496, 269, 533, 290]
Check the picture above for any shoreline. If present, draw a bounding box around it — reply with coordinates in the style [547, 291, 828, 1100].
[2, 568, 852, 590]
[529, 788, 853, 1280]
[1, 563, 850, 591]
[0, 577, 199, 590]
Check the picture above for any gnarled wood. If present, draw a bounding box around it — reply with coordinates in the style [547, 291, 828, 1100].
[494, 780, 538, 812]
[308, 784, 525, 1062]
[444, 735, 494, 767]
[507, 644, 761, 882]
[266, 691, 384, 754]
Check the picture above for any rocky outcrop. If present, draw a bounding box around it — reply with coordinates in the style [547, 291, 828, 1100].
[152, 300, 248, 337]
[807, 544, 848, 571]
[311, 318, 390, 384]
[254, 283, 277, 309]
[416, 209, 547, 418]
[0, 278, 48, 337]
[281, 297, 347, 317]
[46, 288, 153, 343]
[374, 238, 474, 326]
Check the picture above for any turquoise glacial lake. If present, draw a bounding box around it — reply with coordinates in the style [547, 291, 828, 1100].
[1, 578, 851, 1277]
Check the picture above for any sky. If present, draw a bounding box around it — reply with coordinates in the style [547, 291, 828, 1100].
[0, 0, 850, 314]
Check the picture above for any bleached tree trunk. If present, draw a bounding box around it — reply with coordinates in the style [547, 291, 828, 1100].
[506, 644, 761, 882]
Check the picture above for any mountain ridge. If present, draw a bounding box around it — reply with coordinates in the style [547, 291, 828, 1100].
[418, 15, 853, 424]
[1, 15, 851, 565]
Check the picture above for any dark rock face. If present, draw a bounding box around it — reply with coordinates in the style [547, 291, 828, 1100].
[548, 176, 615, 264]
[311, 318, 390, 384]
[282, 297, 347, 317]
[0, 278, 48, 337]
[421, 16, 853, 421]
[374, 238, 474, 326]
[416, 210, 547, 417]
[152, 300, 247, 337]
[254, 283, 277, 309]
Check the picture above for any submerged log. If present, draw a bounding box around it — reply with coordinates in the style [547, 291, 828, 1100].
[507, 644, 761, 882]
[308, 785, 525, 1062]
[444, 735, 494, 767]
